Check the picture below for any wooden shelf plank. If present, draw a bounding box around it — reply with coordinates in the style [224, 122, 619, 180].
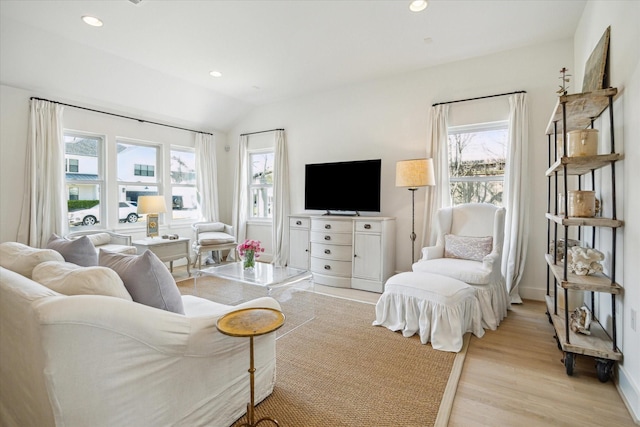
[545, 254, 622, 294]
[545, 296, 622, 360]
[545, 88, 618, 135]
[545, 153, 623, 176]
[545, 212, 624, 228]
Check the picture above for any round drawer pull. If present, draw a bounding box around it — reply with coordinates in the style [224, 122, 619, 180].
[324, 235, 331, 241]
[324, 265, 331, 270]
[324, 249, 331, 254]
[296, 220, 302, 225]
[364, 224, 371, 229]
[324, 224, 331, 229]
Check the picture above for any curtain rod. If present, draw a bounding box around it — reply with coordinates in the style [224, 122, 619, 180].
[240, 128, 284, 136]
[432, 90, 526, 107]
[29, 96, 214, 136]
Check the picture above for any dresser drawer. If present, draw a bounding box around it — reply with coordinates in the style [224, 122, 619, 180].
[310, 231, 352, 245]
[311, 219, 352, 233]
[289, 217, 310, 228]
[311, 257, 352, 277]
[311, 242, 352, 261]
[354, 221, 382, 233]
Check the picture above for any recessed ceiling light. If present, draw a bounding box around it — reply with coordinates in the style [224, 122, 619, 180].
[409, 1, 428, 12]
[209, 70, 222, 78]
[81, 15, 103, 27]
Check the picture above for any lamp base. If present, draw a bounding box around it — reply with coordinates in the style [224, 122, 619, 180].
[146, 213, 159, 238]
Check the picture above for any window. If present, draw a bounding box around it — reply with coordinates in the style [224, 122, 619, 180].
[66, 158, 79, 173]
[170, 148, 198, 221]
[117, 141, 160, 227]
[65, 133, 104, 228]
[447, 121, 508, 206]
[249, 150, 274, 219]
[134, 164, 155, 177]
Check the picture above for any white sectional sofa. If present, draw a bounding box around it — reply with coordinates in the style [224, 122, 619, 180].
[0, 242, 280, 427]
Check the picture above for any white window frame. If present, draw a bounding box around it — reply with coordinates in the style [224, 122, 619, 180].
[64, 131, 106, 229]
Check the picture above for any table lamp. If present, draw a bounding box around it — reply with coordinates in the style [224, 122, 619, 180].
[137, 195, 167, 238]
[396, 158, 435, 264]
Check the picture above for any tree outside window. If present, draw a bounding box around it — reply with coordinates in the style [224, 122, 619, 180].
[249, 151, 274, 219]
[447, 121, 508, 206]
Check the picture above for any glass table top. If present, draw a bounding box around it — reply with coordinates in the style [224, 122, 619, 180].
[198, 262, 312, 288]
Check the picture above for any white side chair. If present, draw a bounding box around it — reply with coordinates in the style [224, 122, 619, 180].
[191, 222, 237, 270]
[412, 203, 509, 329]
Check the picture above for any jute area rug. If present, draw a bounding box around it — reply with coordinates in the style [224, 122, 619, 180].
[177, 276, 467, 427]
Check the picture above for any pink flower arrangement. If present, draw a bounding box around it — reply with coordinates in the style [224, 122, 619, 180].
[237, 239, 265, 258]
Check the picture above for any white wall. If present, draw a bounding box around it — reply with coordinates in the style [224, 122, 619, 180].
[573, 1, 640, 421]
[228, 38, 574, 300]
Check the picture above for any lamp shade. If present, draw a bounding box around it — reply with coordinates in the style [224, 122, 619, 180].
[137, 196, 167, 214]
[396, 158, 435, 188]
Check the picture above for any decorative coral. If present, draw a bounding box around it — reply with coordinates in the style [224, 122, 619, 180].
[567, 246, 604, 276]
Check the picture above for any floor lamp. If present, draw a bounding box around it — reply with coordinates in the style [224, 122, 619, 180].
[396, 158, 435, 264]
[137, 195, 167, 238]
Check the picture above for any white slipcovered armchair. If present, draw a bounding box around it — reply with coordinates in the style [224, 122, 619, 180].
[412, 203, 509, 329]
[192, 222, 237, 269]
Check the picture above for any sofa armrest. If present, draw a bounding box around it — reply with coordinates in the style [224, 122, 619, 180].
[482, 249, 500, 272]
[104, 231, 132, 246]
[420, 244, 444, 260]
[33, 295, 280, 426]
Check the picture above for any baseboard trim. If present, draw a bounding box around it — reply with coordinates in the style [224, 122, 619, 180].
[519, 285, 547, 302]
[617, 365, 640, 424]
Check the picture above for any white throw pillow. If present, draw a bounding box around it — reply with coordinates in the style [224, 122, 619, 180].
[47, 234, 98, 267]
[99, 249, 185, 314]
[0, 241, 65, 278]
[444, 234, 493, 262]
[32, 261, 132, 300]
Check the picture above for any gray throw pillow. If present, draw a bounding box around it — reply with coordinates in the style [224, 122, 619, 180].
[47, 234, 98, 267]
[99, 249, 185, 314]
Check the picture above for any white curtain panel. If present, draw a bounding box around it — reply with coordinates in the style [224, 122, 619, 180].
[271, 130, 290, 267]
[422, 104, 451, 247]
[16, 100, 66, 248]
[195, 133, 219, 222]
[231, 135, 249, 256]
[502, 93, 529, 303]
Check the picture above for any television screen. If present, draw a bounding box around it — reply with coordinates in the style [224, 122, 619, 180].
[304, 159, 381, 213]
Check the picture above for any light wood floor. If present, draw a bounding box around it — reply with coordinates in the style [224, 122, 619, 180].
[172, 267, 635, 426]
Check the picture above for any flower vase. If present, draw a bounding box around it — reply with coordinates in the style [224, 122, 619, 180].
[243, 250, 256, 271]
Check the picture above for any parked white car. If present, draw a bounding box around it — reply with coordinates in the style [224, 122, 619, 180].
[68, 202, 139, 226]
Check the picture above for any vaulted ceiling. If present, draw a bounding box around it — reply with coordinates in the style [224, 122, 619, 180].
[0, 0, 586, 131]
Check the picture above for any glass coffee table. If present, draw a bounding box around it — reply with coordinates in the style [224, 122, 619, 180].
[196, 262, 314, 337]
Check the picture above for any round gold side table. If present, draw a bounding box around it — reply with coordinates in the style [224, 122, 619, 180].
[217, 307, 285, 427]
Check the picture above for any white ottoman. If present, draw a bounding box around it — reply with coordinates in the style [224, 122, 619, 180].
[372, 272, 484, 352]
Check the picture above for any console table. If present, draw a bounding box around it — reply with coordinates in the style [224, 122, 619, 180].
[132, 237, 191, 276]
[289, 215, 395, 292]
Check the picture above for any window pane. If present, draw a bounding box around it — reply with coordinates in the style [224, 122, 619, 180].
[251, 187, 273, 218]
[172, 187, 198, 220]
[171, 150, 196, 185]
[119, 184, 159, 225]
[250, 153, 274, 185]
[117, 143, 158, 183]
[448, 124, 507, 206]
[67, 184, 101, 228]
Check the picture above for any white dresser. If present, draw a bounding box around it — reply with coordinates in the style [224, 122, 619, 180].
[288, 215, 395, 292]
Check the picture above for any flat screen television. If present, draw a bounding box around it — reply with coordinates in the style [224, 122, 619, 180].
[304, 159, 381, 214]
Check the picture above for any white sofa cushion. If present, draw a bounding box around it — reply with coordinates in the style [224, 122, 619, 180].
[0, 241, 64, 279]
[197, 231, 236, 246]
[32, 261, 132, 300]
[99, 249, 185, 314]
[47, 234, 98, 267]
[412, 257, 492, 285]
[85, 232, 112, 247]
